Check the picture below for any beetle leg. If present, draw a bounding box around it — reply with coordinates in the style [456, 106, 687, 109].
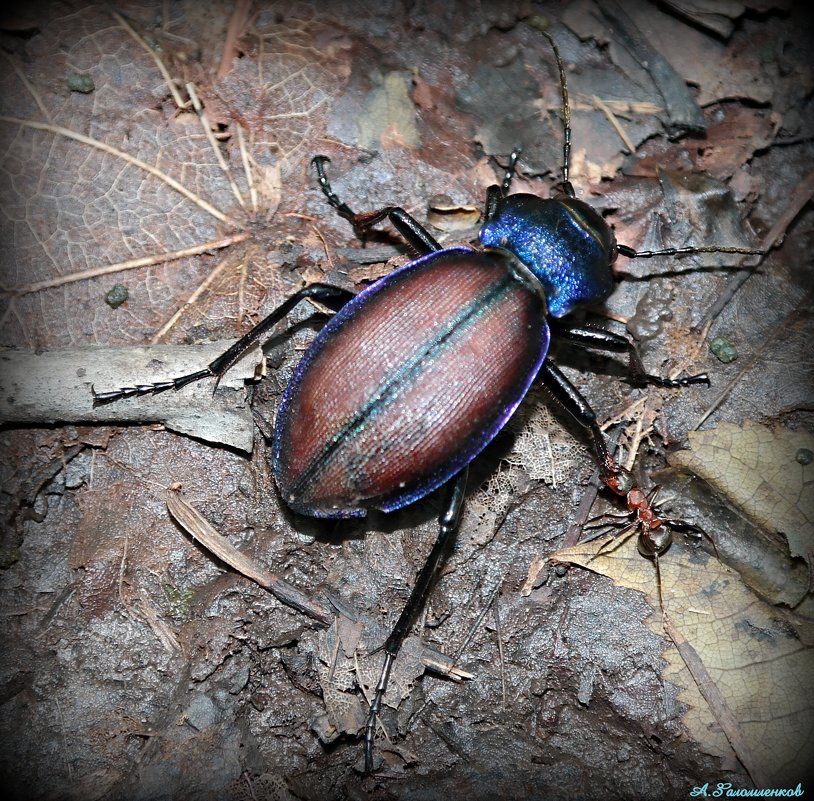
[484, 148, 523, 222]
[484, 185, 501, 222]
[537, 359, 633, 494]
[92, 284, 355, 405]
[357, 206, 441, 254]
[550, 322, 710, 388]
[363, 466, 469, 772]
[617, 243, 764, 259]
[312, 155, 357, 220]
[312, 156, 441, 254]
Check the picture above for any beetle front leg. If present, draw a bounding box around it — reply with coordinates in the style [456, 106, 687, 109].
[550, 321, 710, 389]
[364, 466, 469, 772]
[92, 284, 355, 405]
[312, 156, 442, 254]
[484, 149, 523, 221]
[537, 359, 633, 495]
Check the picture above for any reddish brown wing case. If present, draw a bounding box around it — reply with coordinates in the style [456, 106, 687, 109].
[272, 247, 549, 517]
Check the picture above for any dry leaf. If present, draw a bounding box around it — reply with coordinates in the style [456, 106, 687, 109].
[670, 422, 814, 565]
[554, 533, 814, 785]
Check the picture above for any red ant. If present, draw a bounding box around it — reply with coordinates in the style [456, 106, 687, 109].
[585, 480, 716, 613]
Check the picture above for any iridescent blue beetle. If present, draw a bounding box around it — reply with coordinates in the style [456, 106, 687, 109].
[93, 32, 763, 771]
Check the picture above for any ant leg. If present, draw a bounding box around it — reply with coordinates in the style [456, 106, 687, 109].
[312, 156, 441, 254]
[662, 517, 719, 560]
[537, 359, 633, 495]
[550, 321, 710, 389]
[589, 521, 638, 555]
[363, 466, 469, 772]
[92, 284, 355, 405]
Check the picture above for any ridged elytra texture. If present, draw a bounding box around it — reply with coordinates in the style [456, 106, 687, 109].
[272, 247, 549, 517]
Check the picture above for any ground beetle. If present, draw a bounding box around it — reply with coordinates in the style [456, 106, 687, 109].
[93, 31, 763, 771]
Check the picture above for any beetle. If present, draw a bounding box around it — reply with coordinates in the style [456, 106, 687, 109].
[93, 31, 763, 770]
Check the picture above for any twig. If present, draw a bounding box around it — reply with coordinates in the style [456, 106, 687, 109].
[217, 0, 252, 82]
[574, 95, 663, 118]
[560, 427, 623, 549]
[692, 306, 803, 430]
[167, 485, 334, 625]
[592, 93, 636, 153]
[111, 10, 189, 110]
[311, 224, 335, 272]
[0, 342, 260, 451]
[0, 116, 238, 227]
[493, 597, 507, 711]
[662, 613, 769, 788]
[165, 487, 474, 683]
[187, 82, 246, 209]
[236, 125, 258, 212]
[455, 578, 503, 660]
[3, 233, 250, 295]
[1, 51, 52, 123]
[150, 254, 232, 344]
[599, 0, 704, 136]
[237, 260, 250, 328]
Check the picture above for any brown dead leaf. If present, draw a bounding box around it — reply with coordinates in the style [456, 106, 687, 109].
[315, 617, 368, 737]
[693, 107, 776, 181]
[357, 72, 420, 152]
[0, 5, 343, 354]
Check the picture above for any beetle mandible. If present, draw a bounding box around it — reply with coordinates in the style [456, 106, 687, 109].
[93, 30, 763, 771]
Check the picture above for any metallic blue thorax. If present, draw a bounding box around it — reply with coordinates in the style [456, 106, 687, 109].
[479, 193, 616, 317]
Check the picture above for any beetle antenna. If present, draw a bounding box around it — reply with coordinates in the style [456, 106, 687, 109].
[539, 29, 574, 198]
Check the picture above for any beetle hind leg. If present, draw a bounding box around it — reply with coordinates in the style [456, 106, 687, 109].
[92, 283, 355, 405]
[363, 467, 469, 772]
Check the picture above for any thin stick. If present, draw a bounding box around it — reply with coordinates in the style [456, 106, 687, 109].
[0, 342, 260, 451]
[111, 10, 189, 110]
[560, 428, 622, 549]
[167, 486, 334, 625]
[217, 0, 252, 82]
[150, 255, 233, 344]
[692, 306, 802, 430]
[3, 232, 250, 295]
[493, 597, 507, 711]
[1, 52, 52, 123]
[592, 94, 636, 153]
[165, 487, 474, 685]
[572, 95, 663, 118]
[662, 613, 769, 788]
[236, 260, 249, 328]
[0, 117, 238, 226]
[236, 124, 258, 212]
[186, 82, 246, 209]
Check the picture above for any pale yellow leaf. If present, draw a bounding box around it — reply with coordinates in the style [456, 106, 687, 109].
[554, 534, 814, 784]
[670, 422, 814, 562]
